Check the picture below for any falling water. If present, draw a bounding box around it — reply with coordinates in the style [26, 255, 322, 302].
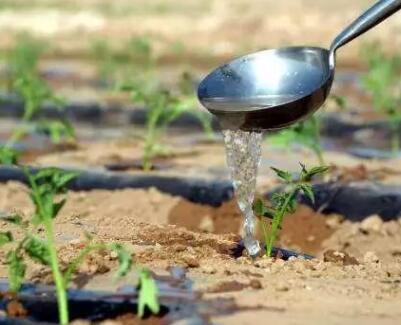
[222, 129, 263, 257]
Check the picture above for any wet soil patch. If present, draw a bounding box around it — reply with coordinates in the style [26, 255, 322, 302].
[169, 200, 334, 255]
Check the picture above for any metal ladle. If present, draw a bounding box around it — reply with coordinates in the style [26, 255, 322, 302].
[198, 0, 401, 131]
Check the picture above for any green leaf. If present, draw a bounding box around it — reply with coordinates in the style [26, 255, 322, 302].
[0, 231, 13, 247]
[138, 269, 160, 318]
[52, 199, 66, 219]
[299, 184, 315, 204]
[271, 167, 292, 182]
[253, 198, 275, 219]
[6, 251, 26, 292]
[300, 165, 329, 181]
[0, 147, 20, 165]
[22, 236, 51, 266]
[110, 244, 132, 278]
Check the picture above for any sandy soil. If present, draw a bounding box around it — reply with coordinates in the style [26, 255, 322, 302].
[0, 179, 401, 324]
[0, 0, 400, 66]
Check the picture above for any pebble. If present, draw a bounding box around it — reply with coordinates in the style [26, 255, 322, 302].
[275, 282, 290, 292]
[202, 265, 217, 274]
[360, 215, 383, 233]
[383, 221, 400, 236]
[363, 251, 380, 264]
[198, 215, 215, 233]
[249, 279, 263, 289]
[323, 250, 359, 266]
[182, 255, 200, 268]
[325, 214, 344, 229]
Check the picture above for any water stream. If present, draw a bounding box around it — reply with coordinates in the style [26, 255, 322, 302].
[222, 129, 263, 256]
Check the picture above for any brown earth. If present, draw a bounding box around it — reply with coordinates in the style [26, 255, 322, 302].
[0, 0, 400, 67]
[0, 180, 401, 324]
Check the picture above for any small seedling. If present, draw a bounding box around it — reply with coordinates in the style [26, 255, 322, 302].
[0, 147, 20, 165]
[254, 164, 329, 257]
[137, 268, 160, 318]
[1, 36, 76, 163]
[267, 96, 346, 164]
[0, 168, 133, 324]
[361, 43, 401, 154]
[120, 78, 211, 170]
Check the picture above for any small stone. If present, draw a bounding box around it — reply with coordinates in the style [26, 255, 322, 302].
[323, 250, 359, 266]
[325, 214, 344, 229]
[198, 215, 215, 233]
[363, 251, 379, 264]
[174, 244, 187, 252]
[249, 279, 263, 289]
[182, 256, 200, 268]
[307, 235, 316, 242]
[360, 215, 383, 233]
[391, 247, 401, 256]
[109, 251, 118, 259]
[202, 265, 217, 274]
[383, 221, 400, 236]
[275, 282, 290, 292]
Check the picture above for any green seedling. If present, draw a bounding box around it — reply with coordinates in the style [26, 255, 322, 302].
[137, 268, 160, 318]
[91, 36, 154, 82]
[7, 33, 45, 89]
[0, 147, 20, 165]
[34, 119, 75, 145]
[178, 71, 214, 140]
[0, 168, 133, 324]
[267, 95, 346, 164]
[1, 36, 75, 163]
[361, 43, 401, 154]
[268, 115, 324, 164]
[254, 164, 329, 257]
[120, 79, 207, 170]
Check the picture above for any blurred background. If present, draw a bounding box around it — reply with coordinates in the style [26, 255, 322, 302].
[0, 0, 400, 176]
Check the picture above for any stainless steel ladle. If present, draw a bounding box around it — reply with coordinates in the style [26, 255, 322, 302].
[197, 0, 401, 131]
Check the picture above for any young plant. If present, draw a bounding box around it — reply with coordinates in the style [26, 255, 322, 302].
[267, 96, 346, 164]
[254, 164, 328, 257]
[120, 79, 207, 170]
[137, 268, 160, 318]
[1, 36, 75, 164]
[361, 43, 401, 154]
[178, 71, 214, 140]
[0, 168, 133, 324]
[6, 33, 45, 90]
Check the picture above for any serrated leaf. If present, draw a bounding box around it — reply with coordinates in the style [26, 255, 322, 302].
[23, 236, 51, 266]
[253, 198, 266, 216]
[0, 231, 13, 247]
[52, 199, 66, 219]
[6, 251, 26, 292]
[271, 167, 292, 182]
[299, 184, 315, 204]
[301, 166, 329, 181]
[253, 198, 275, 219]
[138, 269, 160, 318]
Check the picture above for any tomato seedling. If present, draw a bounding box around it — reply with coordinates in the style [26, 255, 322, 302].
[361, 43, 401, 154]
[267, 96, 346, 164]
[0, 168, 133, 324]
[254, 164, 328, 257]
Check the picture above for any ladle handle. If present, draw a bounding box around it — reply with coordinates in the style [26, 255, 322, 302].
[330, 0, 401, 54]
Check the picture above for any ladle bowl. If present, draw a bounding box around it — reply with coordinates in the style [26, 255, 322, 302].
[198, 0, 401, 131]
